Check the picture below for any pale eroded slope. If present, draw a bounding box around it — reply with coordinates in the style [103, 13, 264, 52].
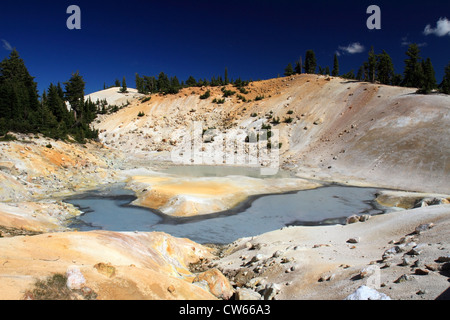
[95, 74, 450, 194]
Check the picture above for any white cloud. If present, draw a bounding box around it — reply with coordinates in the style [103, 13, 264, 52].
[423, 17, 450, 37]
[1, 39, 13, 51]
[337, 42, 365, 55]
[401, 36, 427, 47]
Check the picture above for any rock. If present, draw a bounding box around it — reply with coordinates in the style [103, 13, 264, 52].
[359, 214, 371, 222]
[414, 268, 429, 275]
[234, 288, 262, 300]
[394, 274, 412, 283]
[414, 223, 434, 234]
[344, 286, 391, 300]
[263, 283, 281, 300]
[416, 289, 427, 295]
[382, 246, 402, 260]
[436, 255, 450, 262]
[408, 243, 427, 256]
[167, 285, 176, 293]
[401, 256, 414, 266]
[425, 262, 440, 271]
[66, 266, 86, 290]
[194, 268, 234, 300]
[359, 265, 378, 279]
[272, 250, 283, 258]
[346, 215, 360, 224]
[313, 118, 324, 125]
[347, 237, 360, 244]
[250, 254, 266, 263]
[94, 262, 116, 278]
[414, 198, 449, 208]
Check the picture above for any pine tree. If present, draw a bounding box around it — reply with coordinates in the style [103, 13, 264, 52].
[294, 57, 302, 74]
[167, 76, 181, 94]
[0, 49, 40, 133]
[367, 46, 377, 83]
[284, 63, 294, 76]
[135, 73, 145, 93]
[356, 65, 364, 81]
[64, 71, 85, 122]
[402, 44, 423, 88]
[47, 83, 71, 125]
[440, 62, 450, 94]
[114, 79, 121, 87]
[304, 50, 317, 74]
[418, 58, 437, 94]
[186, 75, 197, 87]
[224, 67, 229, 85]
[332, 53, 339, 77]
[157, 72, 170, 93]
[120, 76, 127, 93]
[376, 50, 394, 85]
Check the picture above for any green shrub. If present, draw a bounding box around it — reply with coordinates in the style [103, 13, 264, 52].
[251, 113, 258, 117]
[199, 90, 211, 99]
[287, 110, 294, 115]
[222, 89, 236, 98]
[23, 273, 97, 300]
[141, 96, 151, 103]
[255, 95, 264, 101]
[138, 111, 145, 117]
[239, 87, 249, 94]
[0, 133, 17, 141]
[284, 117, 293, 123]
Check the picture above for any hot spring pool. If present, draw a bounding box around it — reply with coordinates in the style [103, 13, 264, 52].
[66, 183, 387, 245]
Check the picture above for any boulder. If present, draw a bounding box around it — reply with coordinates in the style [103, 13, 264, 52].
[66, 266, 86, 290]
[345, 285, 391, 300]
[194, 268, 234, 300]
[234, 288, 262, 300]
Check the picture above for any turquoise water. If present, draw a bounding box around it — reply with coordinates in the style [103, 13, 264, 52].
[66, 183, 386, 245]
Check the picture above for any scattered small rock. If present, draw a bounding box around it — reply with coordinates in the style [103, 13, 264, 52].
[401, 256, 414, 266]
[234, 287, 261, 300]
[263, 283, 281, 300]
[346, 215, 360, 224]
[436, 255, 450, 263]
[408, 243, 427, 256]
[359, 265, 378, 279]
[167, 285, 176, 293]
[414, 223, 434, 234]
[414, 268, 429, 275]
[347, 237, 360, 244]
[394, 274, 412, 283]
[416, 289, 427, 295]
[382, 246, 402, 260]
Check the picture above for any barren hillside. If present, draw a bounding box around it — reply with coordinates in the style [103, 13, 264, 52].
[95, 74, 450, 194]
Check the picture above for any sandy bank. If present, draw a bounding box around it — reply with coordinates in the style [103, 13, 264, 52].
[127, 173, 321, 217]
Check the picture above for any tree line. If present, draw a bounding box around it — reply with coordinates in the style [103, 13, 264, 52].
[0, 49, 98, 142]
[284, 44, 450, 94]
[134, 67, 250, 95]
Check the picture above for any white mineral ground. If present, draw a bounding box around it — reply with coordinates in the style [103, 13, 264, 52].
[0, 74, 449, 300]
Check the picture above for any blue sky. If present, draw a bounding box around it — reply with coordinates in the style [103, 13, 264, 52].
[1, 0, 449, 95]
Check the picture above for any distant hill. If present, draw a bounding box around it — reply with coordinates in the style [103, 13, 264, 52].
[84, 87, 144, 106]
